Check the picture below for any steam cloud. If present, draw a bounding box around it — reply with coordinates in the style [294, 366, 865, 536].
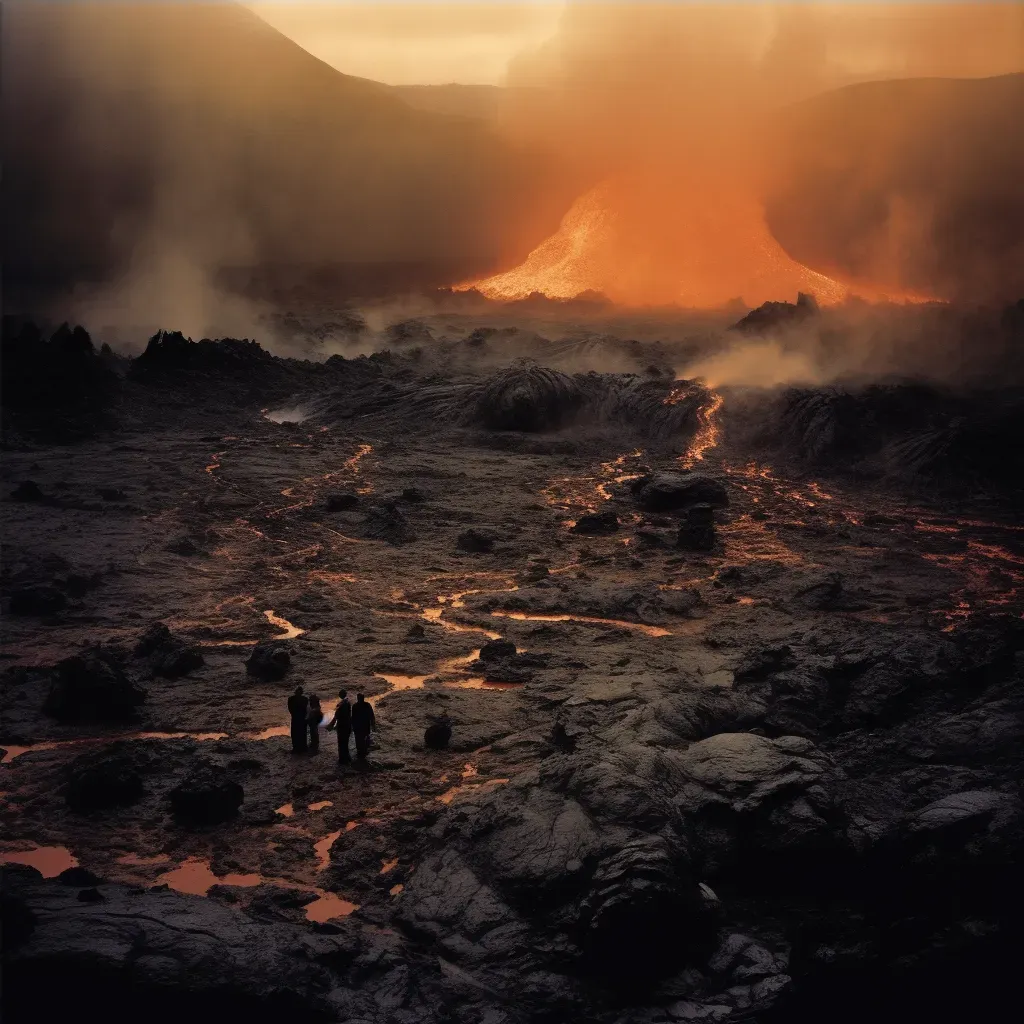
[495, 2, 1024, 305]
[3, 2, 1022, 345]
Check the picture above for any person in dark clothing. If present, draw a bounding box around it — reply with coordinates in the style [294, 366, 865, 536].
[326, 689, 352, 764]
[307, 694, 322, 753]
[350, 692, 376, 760]
[287, 686, 308, 754]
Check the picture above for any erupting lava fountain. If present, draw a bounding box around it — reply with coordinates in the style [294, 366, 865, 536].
[462, 181, 926, 308]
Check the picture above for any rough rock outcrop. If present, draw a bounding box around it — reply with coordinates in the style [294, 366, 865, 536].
[633, 472, 729, 513]
[245, 641, 291, 681]
[571, 510, 619, 535]
[43, 649, 146, 722]
[731, 292, 818, 334]
[673, 732, 845, 878]
[169, 760, 244, 824]
[361, 502, 416, 545]
[1, 870, 347, 1021]
[10, 480, 45, 503]
[424, 718, 453, 750]
[457, 529, 496, 553]
[65, 746, 145, 812]
[134, 622, 204, 678]
[468, 364, 583, 432]
[9, 584, 67, 616]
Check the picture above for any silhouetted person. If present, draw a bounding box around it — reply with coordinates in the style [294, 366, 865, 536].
[326, 689, 352, 764]
[307, 694, 322, 753]
[350, 692, 376, 760]
[287, 686, 308, 754]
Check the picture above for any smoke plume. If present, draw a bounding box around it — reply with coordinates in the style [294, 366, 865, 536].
[493, 2, 1024, 305]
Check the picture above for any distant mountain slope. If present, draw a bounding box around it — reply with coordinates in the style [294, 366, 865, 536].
[766, 73, 1024, 303]
[2, 2, 570, 306]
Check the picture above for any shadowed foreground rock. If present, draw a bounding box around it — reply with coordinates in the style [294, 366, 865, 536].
[134, 622, 204, 678]
[633, 472, 729, 512]
[245, 641, 291, 681]
[1, 868, 341, 1023]
[43, 649, 146, 722]
[468, 364, 583, 432]
[169, 760, 244, 824]
[65, 746, 146, 813]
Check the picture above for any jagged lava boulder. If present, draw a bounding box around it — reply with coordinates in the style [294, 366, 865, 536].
[632, 472, 728, 512]
[245, 641, 291, 681]
[457, 529, 496, 553]
[9, 584, 67, 616]
[571, 509, 619, 535]
[134, 622, 204, 678]
[43, 649, 146, 722]
[424, 718, 453, 750]
[469, 364, 583, 432]
[65, 746, 145, 812]
[731, 291, 818, 334]
[677, 503, 717, 551]
[10, 480, 45, 502]
[169, 759, 243, 824]
[361, 501, 416, 545]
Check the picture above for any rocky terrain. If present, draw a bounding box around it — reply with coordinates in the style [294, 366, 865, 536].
[3, 304, 1023, 1023]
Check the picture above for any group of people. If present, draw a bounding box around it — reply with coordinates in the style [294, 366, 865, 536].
[287, 685, 376, 763]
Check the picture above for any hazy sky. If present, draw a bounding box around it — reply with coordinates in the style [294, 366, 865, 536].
[248, 2, 565, 85]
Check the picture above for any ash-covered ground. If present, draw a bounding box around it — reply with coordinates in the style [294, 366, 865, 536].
[2, 296, 1023, 1024]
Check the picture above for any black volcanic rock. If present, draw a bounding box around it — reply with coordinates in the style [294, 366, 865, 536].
[673, 732, 845, 880]
[361, 502, 416, 545]
[581, 836, 712, 980]
[132, 331, 274, 378]
[65, 747, 145, 812]
[469, 364, 583, 432]
[134, 622, 204, 678]
[424, 717, 453, 750]
[0, 319, 116, 438]
[43, 649, 146, 722]
[633, 472, 728, 512]
[571, 510, 620, 535]
[457, 528, 496, 553]
[10, 480, 45, 503]
[731, 292, 818, 334]
[245, 641, 291, 681]
[169, 759, 243, 824]
[325, 491, 360, 512]
[9, 584, 67, 616]
[1, 871, 341, 1020]
[478, 639, 517, 663]
[677, 503, 717, 551]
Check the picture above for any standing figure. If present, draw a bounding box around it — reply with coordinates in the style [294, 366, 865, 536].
[326, 689, 353, 764]
[307, 694, 323, 753]
[287, 686, 308, 754]
[351, 692, 376, 760]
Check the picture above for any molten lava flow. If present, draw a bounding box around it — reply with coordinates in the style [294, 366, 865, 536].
[463, 179, 935, 308]
[678, 390, 724, 469]
[463, 182, 856, 308]
[465, 185, 617, 301]
[488, 610, 671, 637]
[542, 450, 646, 518]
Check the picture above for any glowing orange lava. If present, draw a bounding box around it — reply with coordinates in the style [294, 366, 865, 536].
[462, 179, 934, 308]
[679, 390, 724, 469]
[463, 182, 854, 308]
